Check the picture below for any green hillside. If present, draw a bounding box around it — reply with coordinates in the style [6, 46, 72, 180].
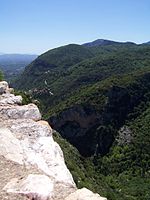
[14, 43, 150, 108]
[14, 42, 138, 90]
[13, 41, 150, 200]
[15, 44, 94, 90]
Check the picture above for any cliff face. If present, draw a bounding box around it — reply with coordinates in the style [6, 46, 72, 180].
[49, 105, 101, 156]
[0, 81, 106, 200]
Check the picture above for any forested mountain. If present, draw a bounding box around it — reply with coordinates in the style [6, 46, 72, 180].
[13, 40, 150, 200]
[146, 41, 150, 45]
[13, 41, 138, 90]
[83, 39, 136, 47]
[0, 54, 37, 81]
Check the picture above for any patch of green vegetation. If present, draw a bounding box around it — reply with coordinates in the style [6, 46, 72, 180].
[14, 90, 33, 105]
[0, 70, 4, 81]
[104, 175, 150, 200]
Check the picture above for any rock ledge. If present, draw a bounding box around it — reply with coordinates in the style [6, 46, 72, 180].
[0, 81, 107, 200]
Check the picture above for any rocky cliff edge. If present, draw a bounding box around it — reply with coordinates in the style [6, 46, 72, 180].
[0, 81, 107, 200]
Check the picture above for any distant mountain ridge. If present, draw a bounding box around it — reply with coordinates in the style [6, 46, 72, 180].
[83, 39, 136, 47]
[0, 54, 37, 61]
[143, 41, 150, 45]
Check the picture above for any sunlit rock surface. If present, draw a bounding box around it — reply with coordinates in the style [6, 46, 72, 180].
[65, 188, 107, 200]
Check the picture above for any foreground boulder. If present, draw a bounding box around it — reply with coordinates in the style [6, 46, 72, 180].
[0, 81, 107, 200]
[0, 103, 41, 120]
[0, 81, 9, 94]
[65, 188, 107, 200]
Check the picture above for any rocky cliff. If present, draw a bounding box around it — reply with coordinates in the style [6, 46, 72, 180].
[0, 81, 106, 200]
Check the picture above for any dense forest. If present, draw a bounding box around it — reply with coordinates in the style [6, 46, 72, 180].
[13, 40, 150, 200]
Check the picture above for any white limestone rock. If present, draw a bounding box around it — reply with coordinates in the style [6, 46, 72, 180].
[23, 136, 75, 185]
[117, 126, 132, 145]
[6, 119, 52, 140]
[0, 128, 23, 164]
[3, 174, 77, 200]
[0, 118, 75, 186]
[0, 81, 9, 94]
[0, 93, 22, 105]
[65, 188, 107, 200]
[3, 174, 54, 200]
[0, 103, 41, 121]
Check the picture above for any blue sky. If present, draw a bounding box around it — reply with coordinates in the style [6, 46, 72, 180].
[0, 0, 150, 54]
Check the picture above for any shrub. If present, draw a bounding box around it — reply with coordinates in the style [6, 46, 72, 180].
[0, 70, 4, 81]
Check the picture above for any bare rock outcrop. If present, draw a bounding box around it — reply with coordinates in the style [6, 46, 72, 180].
[117, 125, 132, 145]
[0, 93, 22, 105]
[0, 103, 41, 121]
[65, 188, 107, 200]
[0, 81, 9, 94]
[0, 81, 106, 200]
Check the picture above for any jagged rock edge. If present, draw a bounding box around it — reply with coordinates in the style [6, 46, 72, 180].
[0, 81, 107, 200]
